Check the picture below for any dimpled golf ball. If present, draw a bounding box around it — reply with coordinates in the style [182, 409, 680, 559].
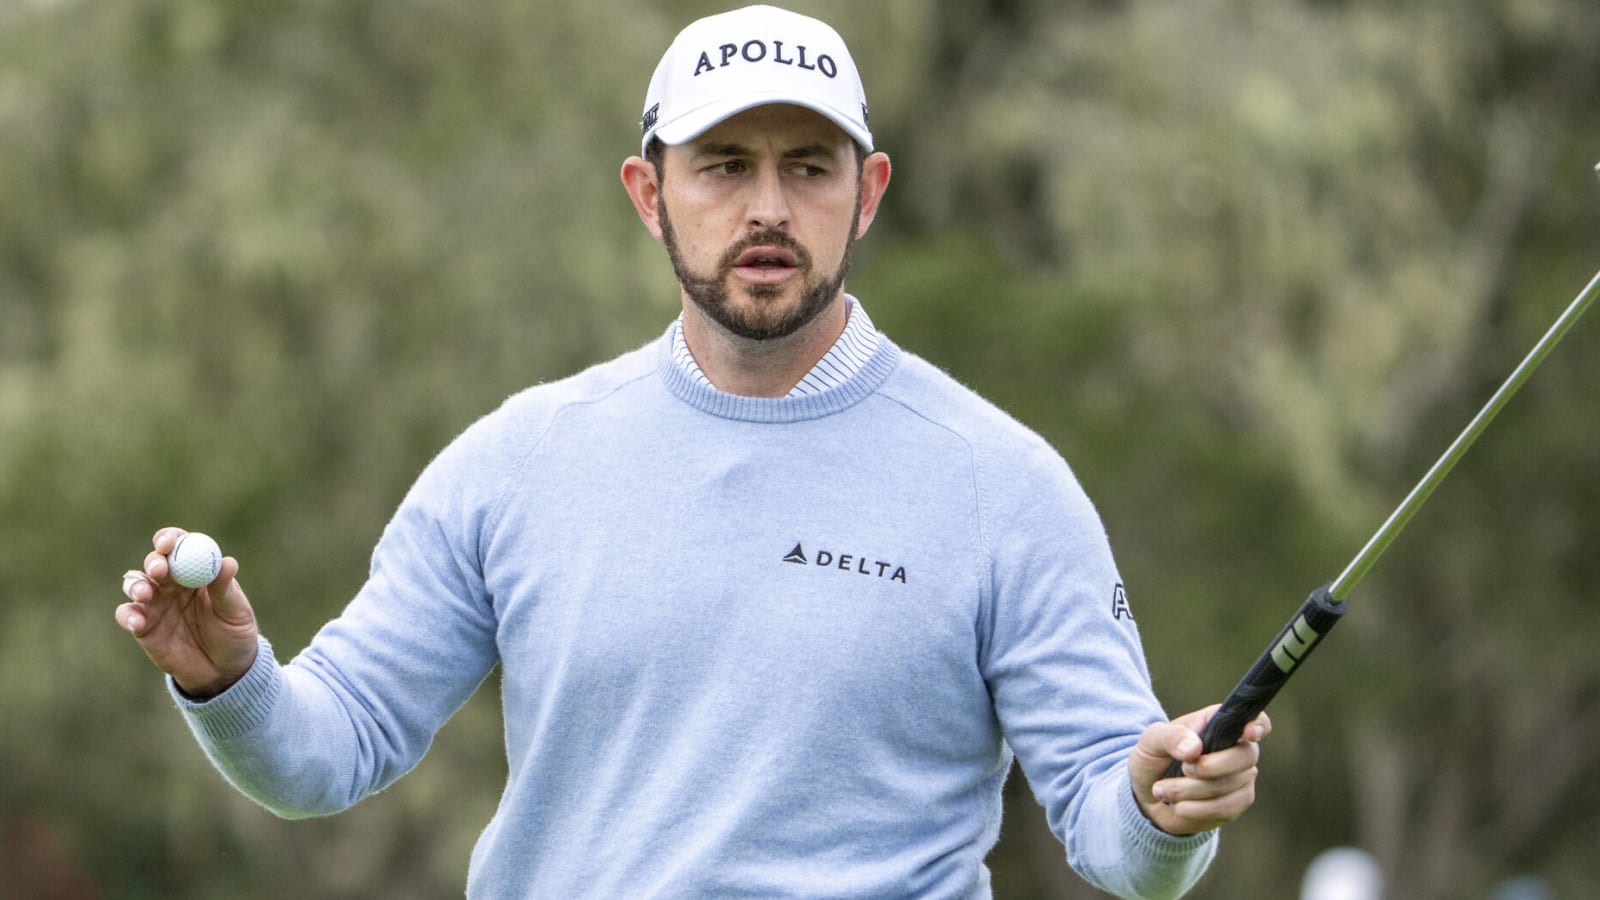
[170, 532, 222, 588]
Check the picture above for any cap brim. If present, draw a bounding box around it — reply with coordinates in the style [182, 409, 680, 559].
[646, 94, 873, 154]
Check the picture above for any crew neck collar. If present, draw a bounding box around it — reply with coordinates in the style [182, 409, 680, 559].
[655, 325, 900, 423]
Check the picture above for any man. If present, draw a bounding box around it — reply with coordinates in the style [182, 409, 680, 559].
[116, 6, 1266, 898]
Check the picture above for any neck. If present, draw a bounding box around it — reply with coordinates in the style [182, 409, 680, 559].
[679, 295, 849, 398]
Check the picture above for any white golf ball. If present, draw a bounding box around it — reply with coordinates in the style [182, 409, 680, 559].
[170, 532, 223, 588]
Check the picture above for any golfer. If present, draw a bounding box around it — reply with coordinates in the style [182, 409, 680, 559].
[116, 6, 1267, 898]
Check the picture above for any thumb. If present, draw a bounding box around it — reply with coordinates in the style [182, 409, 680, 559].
[1129, 721, 1203, 797]
[203, 556, 251, 623]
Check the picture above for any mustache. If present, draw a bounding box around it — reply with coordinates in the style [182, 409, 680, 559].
[717, 229, 813, 273]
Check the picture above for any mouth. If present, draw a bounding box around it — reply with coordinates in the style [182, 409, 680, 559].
[732, 245, 801, 285]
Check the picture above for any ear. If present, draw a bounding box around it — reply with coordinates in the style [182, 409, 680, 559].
[852, 151, 893, 239]
[620, 156, 665, 242]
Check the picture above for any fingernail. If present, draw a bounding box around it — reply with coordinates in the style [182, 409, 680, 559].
[1179, 737, 1201, 756]
[1152, 783, 1166, 801]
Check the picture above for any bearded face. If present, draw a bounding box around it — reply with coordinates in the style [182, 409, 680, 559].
[657, 197, 860, 342]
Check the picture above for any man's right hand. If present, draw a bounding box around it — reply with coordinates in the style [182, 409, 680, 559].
[116, 527, 260, 699]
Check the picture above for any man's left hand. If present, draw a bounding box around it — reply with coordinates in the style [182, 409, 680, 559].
[1127, 704, 1270, 836]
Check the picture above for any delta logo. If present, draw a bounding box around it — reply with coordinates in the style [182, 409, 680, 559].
[782, 542, 907, 584]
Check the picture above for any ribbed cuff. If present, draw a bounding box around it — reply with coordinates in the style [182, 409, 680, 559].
[168, 635, 283, 740]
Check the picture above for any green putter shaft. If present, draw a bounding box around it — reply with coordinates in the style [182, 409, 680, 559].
[1164, 172, 1600, 778]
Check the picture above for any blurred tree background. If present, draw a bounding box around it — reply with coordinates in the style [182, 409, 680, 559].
[2, 0, 1597, 896]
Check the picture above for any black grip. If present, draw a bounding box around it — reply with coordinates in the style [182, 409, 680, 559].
[1160, 584, 1346, 779]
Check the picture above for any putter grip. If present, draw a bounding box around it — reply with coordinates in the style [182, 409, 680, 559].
[1160, 584, 1346, 780]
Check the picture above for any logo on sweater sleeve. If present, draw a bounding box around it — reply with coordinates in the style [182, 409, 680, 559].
[1111, 583, 1134, 620]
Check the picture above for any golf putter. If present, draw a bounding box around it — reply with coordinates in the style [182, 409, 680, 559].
[1163, 163, 1600, 778]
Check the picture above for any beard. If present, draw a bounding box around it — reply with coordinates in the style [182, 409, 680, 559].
[659, 197, 861, 342]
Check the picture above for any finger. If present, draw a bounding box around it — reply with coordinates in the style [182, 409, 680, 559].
[144, 549, 172, 582]
[1179, 741, 1261, 784]
[115, 601, 147, 635]
[1163, 764, 1257, 802]
[152, 526, 187, 556]
[1181, 704, 1273, 745]
[1165, 777, 1258, 828]
[122, 569, 151, 602]
[1247, 711, 1272, 742]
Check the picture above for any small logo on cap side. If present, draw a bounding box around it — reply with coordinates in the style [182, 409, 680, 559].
[641, 103, 660, 134]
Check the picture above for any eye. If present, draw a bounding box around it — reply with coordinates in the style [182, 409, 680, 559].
[708, 160, 746, 176]
[791, 163, 828, 178]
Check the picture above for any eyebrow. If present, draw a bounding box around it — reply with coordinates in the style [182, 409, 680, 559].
[693, 142, 836, 161]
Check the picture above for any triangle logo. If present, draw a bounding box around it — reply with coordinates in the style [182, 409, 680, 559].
[782, 543, 808, 565]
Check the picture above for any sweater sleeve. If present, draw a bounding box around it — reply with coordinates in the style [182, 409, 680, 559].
[978, 437, 1217, 899]
[169, 408, 512, 818]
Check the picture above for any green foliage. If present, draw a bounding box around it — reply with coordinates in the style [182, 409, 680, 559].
[3, 0, 1598, 897]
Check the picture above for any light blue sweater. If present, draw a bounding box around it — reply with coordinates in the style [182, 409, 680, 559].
[174, 324, 1218, 898]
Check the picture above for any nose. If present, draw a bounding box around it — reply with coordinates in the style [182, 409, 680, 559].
[745, 164, 791, 232]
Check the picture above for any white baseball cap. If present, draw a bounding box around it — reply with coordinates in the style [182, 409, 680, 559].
[639, 5, 873, 154]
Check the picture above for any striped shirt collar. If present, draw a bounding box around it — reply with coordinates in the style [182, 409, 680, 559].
[669, 295, 881, 398]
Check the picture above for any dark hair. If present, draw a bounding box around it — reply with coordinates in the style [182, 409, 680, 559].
[645, 136, 668, 182]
